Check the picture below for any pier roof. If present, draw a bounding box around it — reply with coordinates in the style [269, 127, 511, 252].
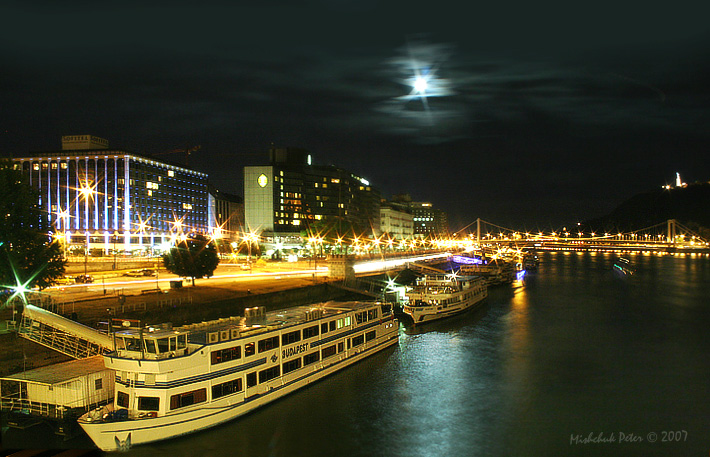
[0, 356, 107, 385]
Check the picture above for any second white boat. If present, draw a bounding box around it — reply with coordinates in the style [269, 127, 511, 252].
[402, 274, 487, 325]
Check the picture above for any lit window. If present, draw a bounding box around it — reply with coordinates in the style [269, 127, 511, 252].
[168, 170, 174, 177]
[292, 220, 301, 226]
[33, 163, 39, 171]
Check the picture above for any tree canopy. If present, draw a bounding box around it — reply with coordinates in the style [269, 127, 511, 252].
[0, 161, 66, 297]
[162, 233, 220, 286]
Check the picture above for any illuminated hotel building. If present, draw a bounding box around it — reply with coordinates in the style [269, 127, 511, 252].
[12, 135, 210, 254]
[411, 201, 449, 236]
[244, 148, 380, 240]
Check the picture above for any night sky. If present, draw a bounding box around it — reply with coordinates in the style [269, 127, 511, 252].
[2, 1, 709, 232]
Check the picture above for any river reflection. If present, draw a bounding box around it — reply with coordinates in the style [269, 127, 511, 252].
[3, 252, 709, 456]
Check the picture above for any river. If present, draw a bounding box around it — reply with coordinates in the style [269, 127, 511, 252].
[3, 251, 709, 456]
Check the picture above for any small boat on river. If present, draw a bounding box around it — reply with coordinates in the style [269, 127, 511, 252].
[401, 274, 487, 325]
[613, 257, 635, 276]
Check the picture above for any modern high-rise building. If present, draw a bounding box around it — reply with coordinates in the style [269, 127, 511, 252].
[244, 148, 380, 240]
[11, 135, 210, 254]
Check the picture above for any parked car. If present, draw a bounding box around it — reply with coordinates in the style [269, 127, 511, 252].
[74, 274, 94, 284]
[123, 269, 156, 277]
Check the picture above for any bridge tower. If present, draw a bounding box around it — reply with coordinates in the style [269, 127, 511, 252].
[667, 219, 677, 245]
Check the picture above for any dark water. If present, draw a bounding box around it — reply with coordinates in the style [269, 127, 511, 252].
[4, 251, 710, 456]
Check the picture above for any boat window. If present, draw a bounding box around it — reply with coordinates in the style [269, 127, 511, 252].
[282, 330, 301, 345]
[124, 337, 140, 351]
[283, 358, 302, 374]
[321, 323, 328, 334]
[258, 366, 280, 383]
[170, 388, 206, 410]
[114, 338, 126, 350]
[138, 396, 160, 411]
[157, 338, 169, 354]
[329, 320, 336, 331]
[211, 346, 241, 365]
[144, 339, 157, 354]
[303, 325, 319, 339]
[303, 351, 320, 366]
[355, 311, 366, 324]
[116, 391, 129, 408]
[177, 334, 187, 349]
[169, 337, 176, 352]
[212, 378, 243, 399]
[344, 316, 351, 326]
[245, 342, 255, 357]
[322, 345, 337, 358]
[246, 372, 257, 388]
[258, 336, 279, 353]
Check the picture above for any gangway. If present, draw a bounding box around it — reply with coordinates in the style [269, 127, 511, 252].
[331, 277, 384, 298]
[406, 262, 446, 275]
[17, 305, 114, 359]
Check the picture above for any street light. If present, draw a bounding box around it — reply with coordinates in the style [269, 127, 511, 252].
[79, 184, 95, 278]
[244, 232, 258, 273]
[56, 207, 70, 260]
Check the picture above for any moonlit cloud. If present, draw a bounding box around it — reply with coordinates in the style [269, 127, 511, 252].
[1, 1, 708, 228]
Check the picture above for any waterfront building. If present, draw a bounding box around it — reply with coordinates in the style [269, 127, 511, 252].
[209, 186, 244, 243]
[391, 194, 449, 237]
[244, 148, 381, 242]
[379, 202, 414, 240]
[11, 135, 210, 254]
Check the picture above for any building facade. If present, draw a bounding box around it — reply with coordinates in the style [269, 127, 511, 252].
[390, 194, 448, 237]
[12, 136, 210, 254]
[209, 186, 244, 242]
[244, 148, 381, 240]
[411, 201, 449, 237]
[379, 204, 414, 239]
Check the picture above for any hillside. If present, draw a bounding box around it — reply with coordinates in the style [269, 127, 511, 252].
[584, 183, 710, 235]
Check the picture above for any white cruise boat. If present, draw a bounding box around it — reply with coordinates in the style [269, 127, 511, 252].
[78, 301, 398, 451]
[402, 274, 487, 325]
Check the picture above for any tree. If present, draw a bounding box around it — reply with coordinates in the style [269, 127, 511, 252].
[0, 161, 66, 297]
[162, 233, 220, 286]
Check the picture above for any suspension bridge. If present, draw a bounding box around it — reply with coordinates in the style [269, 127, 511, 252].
[463, 219, 709, 253]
